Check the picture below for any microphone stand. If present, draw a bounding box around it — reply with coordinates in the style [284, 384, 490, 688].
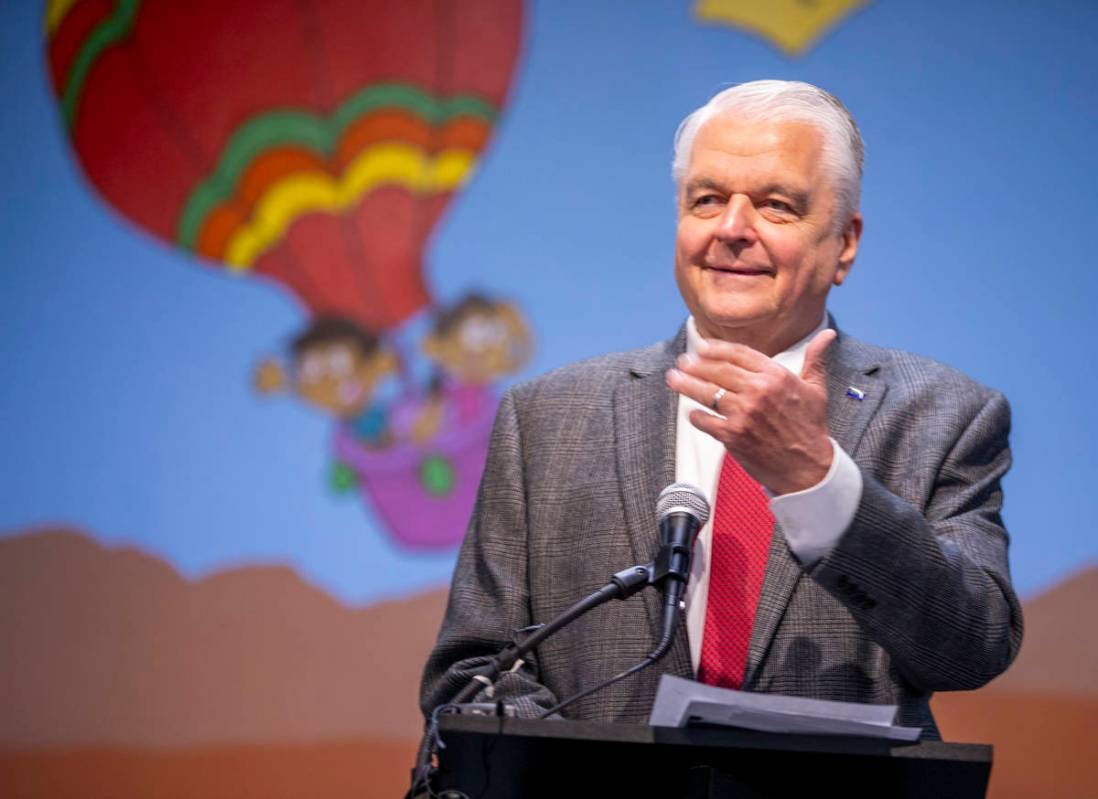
[409, 560, 663, 797]
[451, 561, 655, 706]
[409, 486, 707, 797]
[448, 502, 697, 710]
[533, 514, 695, 719]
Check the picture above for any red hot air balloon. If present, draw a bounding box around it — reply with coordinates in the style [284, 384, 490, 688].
[45, 0, 527, 550]
[45, 0, 524, 332]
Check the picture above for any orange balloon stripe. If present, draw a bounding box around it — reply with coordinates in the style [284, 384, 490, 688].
[198, 149, 324, 257]
[196, 144, 475, 262]
[334, 110, 433, 169]
[238, 148, 327, 206]
[438, 117, 492, 153]
[212, 113, 491, 223]
[335, 112, 490, 170]
[210, 114, 483, 222]
[192, 108, 491, 261]
[195, 204, 248, 259]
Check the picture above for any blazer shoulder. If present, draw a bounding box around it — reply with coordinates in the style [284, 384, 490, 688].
[840, 331, 1008, 416]
[507, 336, 678, 405]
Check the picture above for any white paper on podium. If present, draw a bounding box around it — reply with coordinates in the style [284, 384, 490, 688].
[648, 675, 922, 741]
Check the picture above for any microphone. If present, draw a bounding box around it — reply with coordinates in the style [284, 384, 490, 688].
[500, 483, 711, 722]
[650, 482, 710, 658]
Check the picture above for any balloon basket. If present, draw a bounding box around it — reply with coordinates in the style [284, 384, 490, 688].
[332, 395, 496, 550]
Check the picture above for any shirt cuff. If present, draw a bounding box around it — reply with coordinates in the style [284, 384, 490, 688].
[769, 439, 862, 567]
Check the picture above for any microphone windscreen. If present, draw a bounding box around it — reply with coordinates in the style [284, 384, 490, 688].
[656, 482, 710, 526]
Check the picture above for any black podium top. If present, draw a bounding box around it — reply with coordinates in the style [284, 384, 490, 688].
[434, 714, 991, 798]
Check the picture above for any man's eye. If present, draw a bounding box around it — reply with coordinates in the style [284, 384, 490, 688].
[693, 195, 721, 207]
[761, 199, 794, 213]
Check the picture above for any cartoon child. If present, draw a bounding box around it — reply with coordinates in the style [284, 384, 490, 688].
[255, 316, 400, 449]
[418, 294, 533, 436]
[423, 294, 532, 386]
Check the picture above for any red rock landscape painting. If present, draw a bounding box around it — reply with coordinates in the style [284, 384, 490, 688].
[1, 528, 1094, 798]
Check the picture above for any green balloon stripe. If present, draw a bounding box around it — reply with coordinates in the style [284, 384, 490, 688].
[177, 84, 496, 250]
[62, 0, 142, 129]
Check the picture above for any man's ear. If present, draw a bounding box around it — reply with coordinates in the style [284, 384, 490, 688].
[834, 212, 863, 286]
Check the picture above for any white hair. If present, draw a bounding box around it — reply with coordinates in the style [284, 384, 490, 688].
[671, 80, 864, 224]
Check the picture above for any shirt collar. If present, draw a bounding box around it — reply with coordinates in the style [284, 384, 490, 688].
[685, 314, 829, 376]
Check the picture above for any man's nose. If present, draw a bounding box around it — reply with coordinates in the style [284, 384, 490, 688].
[716, 195, 758, 245]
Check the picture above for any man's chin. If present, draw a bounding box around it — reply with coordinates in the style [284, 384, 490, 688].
[694, 309, 774, 340]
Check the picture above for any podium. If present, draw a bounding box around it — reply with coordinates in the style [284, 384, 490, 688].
[432, 714, 991, 798]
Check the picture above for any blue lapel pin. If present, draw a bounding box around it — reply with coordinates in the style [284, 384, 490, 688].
[846, 386, 866, 401]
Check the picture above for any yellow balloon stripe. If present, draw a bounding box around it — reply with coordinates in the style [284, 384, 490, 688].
[223, 143, 475, 271]
[45, 0, 81, 35]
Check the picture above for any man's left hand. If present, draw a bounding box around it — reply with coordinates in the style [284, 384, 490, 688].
[665, 329, 836, 495]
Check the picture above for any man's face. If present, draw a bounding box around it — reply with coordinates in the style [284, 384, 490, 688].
[674, 115, 861, 354]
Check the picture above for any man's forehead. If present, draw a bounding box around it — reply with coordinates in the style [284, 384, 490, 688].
[682, 116, 828, 192]
[694, 113, 824, 148]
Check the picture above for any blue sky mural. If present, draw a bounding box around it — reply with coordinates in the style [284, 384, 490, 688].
[2, 0, 1096, 606]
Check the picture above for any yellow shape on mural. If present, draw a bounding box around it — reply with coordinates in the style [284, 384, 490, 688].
[695, 0, 871, 57]
[45, 0, 81, 34]
[223, 143, 475, 270]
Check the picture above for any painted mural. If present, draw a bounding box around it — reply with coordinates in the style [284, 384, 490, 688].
[695, 0, 871, 56]
[44, 0, 528, 549]
[2, 1, 1097, 797]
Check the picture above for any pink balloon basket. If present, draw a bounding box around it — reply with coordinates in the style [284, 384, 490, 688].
[332, 391, 496, 550]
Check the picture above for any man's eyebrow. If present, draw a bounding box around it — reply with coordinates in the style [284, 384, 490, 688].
[682, 177, 724, 196]
[683, 178, 811, 209]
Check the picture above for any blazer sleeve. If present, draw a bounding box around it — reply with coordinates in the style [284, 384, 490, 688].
[420, 388, 561, 719]
[808, 387, 1024, 691]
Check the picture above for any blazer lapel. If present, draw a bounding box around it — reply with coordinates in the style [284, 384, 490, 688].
[824, 329, 886, 457]
[613, 329, 691, 674]
[743, 324, 886, 688]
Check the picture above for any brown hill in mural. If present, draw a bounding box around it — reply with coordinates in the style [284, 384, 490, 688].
[0, 737, 420, 799]
[1, 529, 1095, 798]
[934, 691, 1097, 799]
[984, 564, 1098, 696]
[0, 528, 449, 747]
[932, 565, 1098, 799]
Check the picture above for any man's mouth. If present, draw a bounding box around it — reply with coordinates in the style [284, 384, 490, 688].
[704, 264, 770, 276]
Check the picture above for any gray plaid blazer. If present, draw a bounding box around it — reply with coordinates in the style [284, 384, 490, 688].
[421, 324, 1023, 738]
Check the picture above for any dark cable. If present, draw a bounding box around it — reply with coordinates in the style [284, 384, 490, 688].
[536, 655, 656, 720]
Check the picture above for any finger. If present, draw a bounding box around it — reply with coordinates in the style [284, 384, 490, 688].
[688, 407, 731, 438]
[666, 367, 737, 413]
[800, 329, 837, 389]
[675, 352, 752, 393]
[695, 337, 770, 372]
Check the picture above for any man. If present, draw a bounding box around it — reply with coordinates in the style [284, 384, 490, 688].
[420, 80, 1022, 738]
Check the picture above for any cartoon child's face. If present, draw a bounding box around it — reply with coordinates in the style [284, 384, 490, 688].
[426, 305, 531, 384]
[295, 341, 394, 418]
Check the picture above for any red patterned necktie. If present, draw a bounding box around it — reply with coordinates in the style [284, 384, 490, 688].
[696, 453, 775, 690]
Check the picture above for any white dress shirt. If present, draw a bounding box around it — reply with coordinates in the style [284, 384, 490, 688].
[676, 316, 864, 671]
